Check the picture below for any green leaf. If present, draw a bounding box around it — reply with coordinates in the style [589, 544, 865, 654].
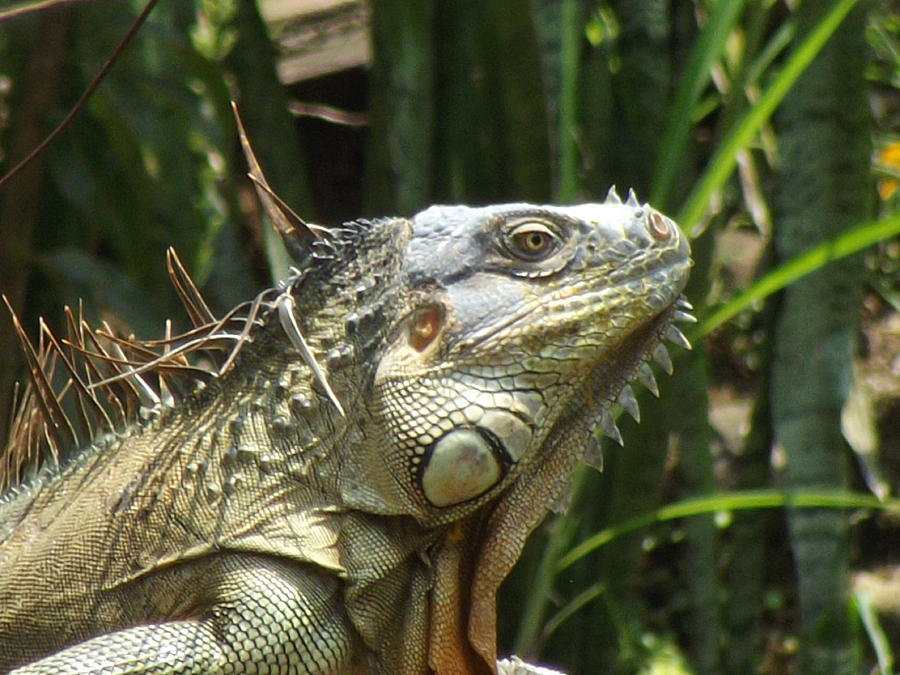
[697, 213, 900, 336]
[854, 591, 896, 675]
[558, 489, 898, 571]
[651, 0, 747, 209]
[677, 0, 861, 232]
[556, 0, 581, 202]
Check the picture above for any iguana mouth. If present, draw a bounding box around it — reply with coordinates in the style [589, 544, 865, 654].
[577, 296, 695, 447]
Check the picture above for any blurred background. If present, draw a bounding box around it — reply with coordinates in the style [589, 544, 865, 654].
[0, 1, 898, 672]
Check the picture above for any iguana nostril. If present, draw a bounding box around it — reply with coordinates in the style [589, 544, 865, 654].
[649, 211, 672, 241]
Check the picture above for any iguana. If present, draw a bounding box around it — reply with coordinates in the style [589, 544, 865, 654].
[0, 122, 692, 674]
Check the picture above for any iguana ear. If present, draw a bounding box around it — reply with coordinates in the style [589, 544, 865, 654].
[231, 101, 328, 263]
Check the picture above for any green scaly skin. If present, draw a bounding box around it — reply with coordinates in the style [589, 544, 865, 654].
[0, 194, 691, 674]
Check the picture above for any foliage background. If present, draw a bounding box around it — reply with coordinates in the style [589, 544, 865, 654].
[0, 0, 898, 673]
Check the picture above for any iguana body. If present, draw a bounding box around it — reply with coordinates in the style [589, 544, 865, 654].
[0, 189, 691, 673]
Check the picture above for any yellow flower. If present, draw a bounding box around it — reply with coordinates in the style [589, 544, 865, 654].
[877, 142, 900, 200]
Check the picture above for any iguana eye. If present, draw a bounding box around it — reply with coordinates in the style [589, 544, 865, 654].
[507, 222, 558, 261]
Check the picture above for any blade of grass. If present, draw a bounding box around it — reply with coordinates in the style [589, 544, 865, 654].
[651, 0, 747, 209]
[697, 213, 900, 336]
[539, 581, 605, 647]
[677, 0, 860, 232]
[742, 17, 795, 89]
[855, 591, 896, 675]
[513, 505, 582, 657]
[558, 489, 898, 571]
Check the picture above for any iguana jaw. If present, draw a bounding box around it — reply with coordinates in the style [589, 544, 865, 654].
[578, 299, 690, 446]
[450, 297, 694, 674]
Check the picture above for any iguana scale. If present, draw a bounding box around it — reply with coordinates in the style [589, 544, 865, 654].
[0, 126, 692, 674]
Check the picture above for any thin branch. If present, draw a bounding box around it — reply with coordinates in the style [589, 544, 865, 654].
[288, 101, 368, 127]
[0, 0, 105, 23]
[0, 0, 160, 191]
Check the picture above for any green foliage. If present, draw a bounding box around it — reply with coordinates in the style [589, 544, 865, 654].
[1, 0, 897, 672]
[651, 0, 747, 210]
[676, 0, 861, 232]
[559, 489, 900, 571]
[699, 213, 900, 337]
[856, 591, 896, 675]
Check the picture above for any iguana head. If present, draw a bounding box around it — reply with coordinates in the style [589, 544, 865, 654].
[227, 108, 692, 532]
[341, 194, 691, 525]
